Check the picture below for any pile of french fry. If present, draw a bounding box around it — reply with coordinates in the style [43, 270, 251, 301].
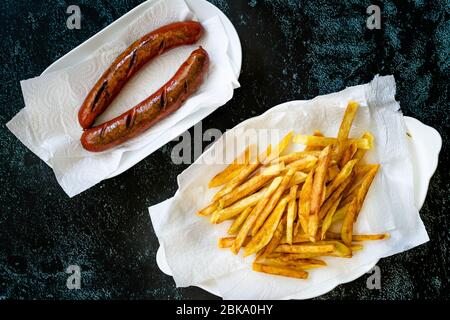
[197, 101, 389, 280]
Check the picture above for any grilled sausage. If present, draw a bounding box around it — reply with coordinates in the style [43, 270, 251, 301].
[78, 21, 203, 129]
[80, 47, 209, 152]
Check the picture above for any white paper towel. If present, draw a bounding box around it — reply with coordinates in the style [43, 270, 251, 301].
[7, 0, 239, 197]
[148, 75, 429, 299]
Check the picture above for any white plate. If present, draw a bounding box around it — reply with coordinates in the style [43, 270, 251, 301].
[155, 116, 442, 299]
[42, 0, 242, 179]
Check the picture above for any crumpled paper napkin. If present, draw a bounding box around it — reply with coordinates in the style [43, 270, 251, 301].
[7, 0, 239, 197]
[148, 75, 429, 299]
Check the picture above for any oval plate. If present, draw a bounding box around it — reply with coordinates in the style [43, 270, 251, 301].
[156, 116, 442, 299]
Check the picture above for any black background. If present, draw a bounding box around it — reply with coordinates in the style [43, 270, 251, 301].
[0, 0, 448, 299]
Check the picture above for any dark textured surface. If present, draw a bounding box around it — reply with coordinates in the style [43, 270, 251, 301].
[0, 0, 448, 300]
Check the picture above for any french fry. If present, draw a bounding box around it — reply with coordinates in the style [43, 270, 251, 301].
[320, 194, 343, 240]
[259, 162, 285, 176]
[286, 185, 298, 244]
[253, 263, 308, 279]
[270, 151, 321, 165]
[244, 195, 290, 257]
[327, 164, 340, 181]
[197, 201, 218, 216]
[354, 164, 376, 179]
[341, 197, 357, 246]
[309, 146, 332, 241]
[208, 145, 254, 188]
[252, 168, 295, 236]
[211, 187, 267, 224]
[351, 243, 364, 251]
[339, 142, 357, 168]
[268, 252, 324, 260]
[218, 236, 251, 248]
[287, 171, 308, 188]
[219, 164, 282, 208]
[298, 170, 314, 234]
[256, 257, 326, 270]
[310, 146, 332, 214]
[340, 164, 376, 206]
[319, 178, 351, 221]
[274, 243, 335, 254]
[228, 206, 253, 235]
[353, 164, 380, 221]
[324, 160, 357, 201]
[341, 164, 379, 227]
[263, 131, 294, 164]
[304, 130, 324, 151]
[212, 145, 271, 201]
[285, 156, 318, 172]
[319, 240, 352, 258]
[331, 203, 349, 224]
[294, 135, 371, 150]
[326, 232, 390, 241]
[231, 177, 283, 254]
[335, 101, 359, 161]
[280, 232, 309, 244]
[353, 132, 375, 162]
[258, 217, 286, 259]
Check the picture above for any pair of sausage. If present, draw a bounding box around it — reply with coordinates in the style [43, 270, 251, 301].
[79, 21, 209, 152]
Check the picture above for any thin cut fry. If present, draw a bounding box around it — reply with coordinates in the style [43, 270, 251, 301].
[219, 165, 280, 208]
[325, 159, 357, 200]
[335, 101, 359, 160]
[319, 178, 350, 220]
[285, 156, 318, 172]
[353, 132, 375, 162]
[298, 170, 314, 234]
[271, 151, 321, 165]
[294, 135, 371, 150]
[280, 232, 309, 244]
[326, 232, 390, 241]
[244, 195, 290, 256]
[286, 185, 299, 244]
[212, 145, 271, 201]
[208, 145, 254, 188]
[339, 142, 357, 168]
[310, 146, 332, 214]
[252, 263, 308, 279]
[256, 258, 326, 270]
[341, 197, 357, 246]
[320, 194, 343, 240]
[309, 146, 332, 241]
[228, 206, 253, 235]
[327, 164, 340, 181]
[287, 171, 308, 188]
[268, 252, 324, 260]
[319, 240, 352, 258]
[231, 177, 283, 254]
[259, 162, 285, 176]
[218, 236, 251, 248]
[331, 203, 348, 224]
[211, 187, 267, 224]
[304, 130, 324, 151]
[274, 243, 335, 254]
[341, 164, 378, 205]
[258, 217, 286, 259]
[252, 168, 295, 236]
[263, 131, 294, 165]
[197, 201, 218, 216]
[353, 165, 380, 221]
